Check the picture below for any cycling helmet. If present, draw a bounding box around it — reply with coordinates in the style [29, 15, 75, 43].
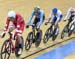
[70, 7, 75, 11]
[52, 8, 57, 14]
[8, 10, 16, 18]
[34, 6, 40, 12]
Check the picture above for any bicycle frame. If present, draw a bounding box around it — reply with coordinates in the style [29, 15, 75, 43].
[32, 25, 36, 36]
[47, 22, 54, 29]
[47, 22, 58, 36]
[28, 25, 36, 41]
[6, 33, 17, 53]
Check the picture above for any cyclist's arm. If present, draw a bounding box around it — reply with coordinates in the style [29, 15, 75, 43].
[48, 11, 53, 22]
[72, 16, 75, 23]
[4, 18, 10, 32]
[64, 9, 71, 21]
[56, 10, 62, 22]
[27, 11, 34, 25]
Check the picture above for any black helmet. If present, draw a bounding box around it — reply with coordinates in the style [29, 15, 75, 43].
[34, 6, 40, 12]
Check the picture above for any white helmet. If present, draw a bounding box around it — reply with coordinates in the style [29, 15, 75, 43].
[8, 10, 16, 18]
[69, 7, 75, 12]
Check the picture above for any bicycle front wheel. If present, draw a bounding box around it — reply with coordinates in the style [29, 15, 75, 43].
[25, 32, 33, 51]
[1, 40, 11, 59]
[43, 27, 52, 43]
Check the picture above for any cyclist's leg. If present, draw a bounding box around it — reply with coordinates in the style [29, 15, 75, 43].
[35, 17, 42, 39]
[8, 21, 15, 32]
[54, 15, 62, 35]
[8, 22, 15, 40]
[37, 14, 45, 31]
[69, 21, 75, 31]
[54, 24, 59, 35]
[33, 17, 40, 40]
[33, 17, 40, 26]
[15, 23, 25, 55]
[52, 16, 57, 31]
[68, 18, 73, 26]
[67, 18, 73, 32]
[15, 34, 23, 56]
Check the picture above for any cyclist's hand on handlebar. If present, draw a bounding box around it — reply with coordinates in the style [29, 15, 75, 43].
[0, 32, 6, 38]
[26, 25, 29, 28]
[8, 32, 15, 40]
[45, 22, 48, 25]
[64, 19, 66, 22]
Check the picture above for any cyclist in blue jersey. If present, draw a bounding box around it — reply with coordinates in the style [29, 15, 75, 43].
[45, 8, 63, 35]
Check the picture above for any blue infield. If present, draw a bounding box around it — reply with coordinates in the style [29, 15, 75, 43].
[35, 41, 75, 59]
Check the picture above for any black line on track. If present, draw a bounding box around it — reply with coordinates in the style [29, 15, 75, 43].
[22, 37, 75, 59]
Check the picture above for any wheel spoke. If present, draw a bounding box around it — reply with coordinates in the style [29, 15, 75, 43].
[25, 32, 33, 51]
[1, 40, 11, 59]
[4, 52, 7, 59]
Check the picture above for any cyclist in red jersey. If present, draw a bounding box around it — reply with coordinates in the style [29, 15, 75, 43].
[0, 10, 25, 55]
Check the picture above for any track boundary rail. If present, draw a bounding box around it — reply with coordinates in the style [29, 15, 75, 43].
[21, 37, 75, 59]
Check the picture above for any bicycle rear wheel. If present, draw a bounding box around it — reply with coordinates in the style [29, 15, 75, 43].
[35, 30, 42, 47]
[25, 32, 33, 51]
[43, 27, 53, 43]
[1, 40, 11, 59]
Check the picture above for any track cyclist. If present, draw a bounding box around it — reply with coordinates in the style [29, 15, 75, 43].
[26, 6, 45, 40]
[45, 8, 63, 36]
[64, 7, 75, 28]
[0, 10, 25, 56]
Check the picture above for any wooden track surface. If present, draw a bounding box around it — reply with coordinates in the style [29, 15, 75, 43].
[0, 0, 75, 59]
